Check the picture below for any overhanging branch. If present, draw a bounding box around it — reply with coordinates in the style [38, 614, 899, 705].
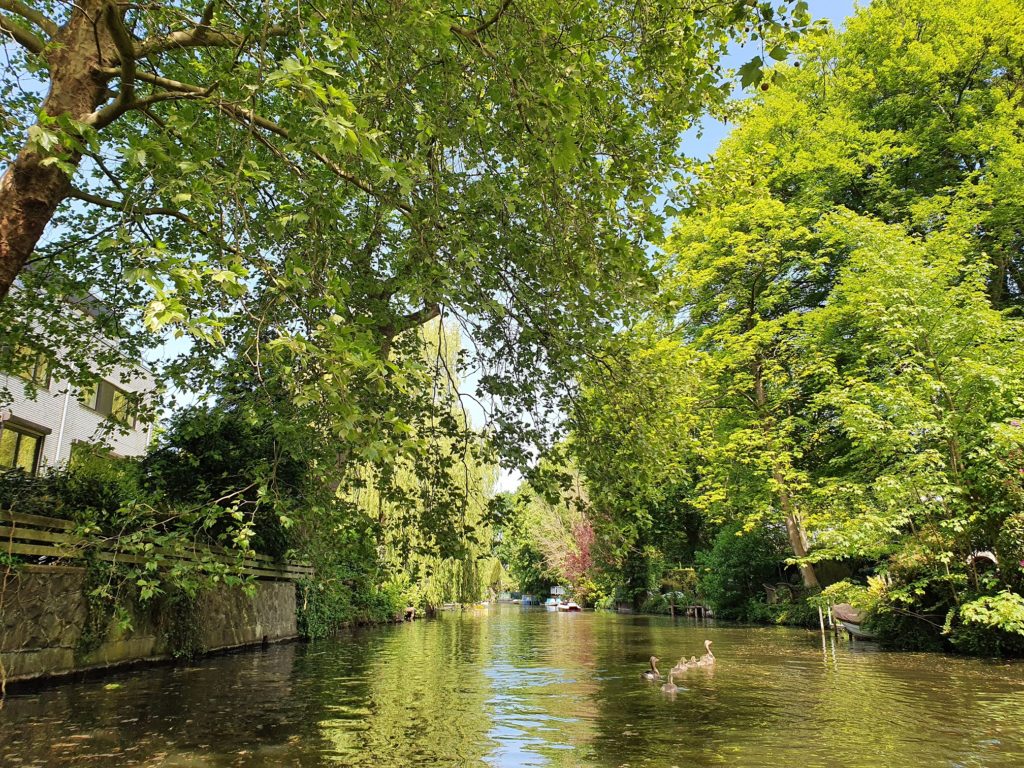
[0, 10, 44, 53]
[476, 0, 514, 35]
[100, 66, 410, 213]
[0, 0, 57, 37]
[134, 16, 287, 59]
[68, 186, 194, 224]
[386, 302, 442, 338]
[450, 0, 513, 55]
[98, 66, 203, 94]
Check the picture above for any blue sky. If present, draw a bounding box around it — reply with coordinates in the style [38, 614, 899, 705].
[682, 0, 860, 162]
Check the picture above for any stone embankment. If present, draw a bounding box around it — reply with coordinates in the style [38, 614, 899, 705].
[1, 564, 297, 683]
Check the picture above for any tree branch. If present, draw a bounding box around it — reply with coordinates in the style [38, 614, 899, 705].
[98, 66, 203, 94]
[199, 0, 216, 27]
[405, 302, 442, 327]
[475, 0, 514, 35]
[0, 0, 57, 37]
[215, 101, 407, 210]
[126, 88, 210, 110]
[134, 14, 287, 59]
[0, 11, 44, 53]
[450, 0, 513, 54]
[385, 302, 442, 338]
[68, 186, 194, 224]
[95, 66, 408, 212]
[89, 3, 137, 128]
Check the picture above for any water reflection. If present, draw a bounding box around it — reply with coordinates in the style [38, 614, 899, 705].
[2, 606, 1023, 767]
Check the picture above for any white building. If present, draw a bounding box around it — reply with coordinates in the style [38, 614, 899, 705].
[1, 346, 155, 474]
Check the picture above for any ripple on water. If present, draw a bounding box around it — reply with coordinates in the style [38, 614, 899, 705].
[2, 608, 1024, 767]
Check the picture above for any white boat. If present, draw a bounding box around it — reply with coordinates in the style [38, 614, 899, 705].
[557, 601, 582, 612]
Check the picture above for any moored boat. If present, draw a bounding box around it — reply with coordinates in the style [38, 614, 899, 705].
[832, 603, 877, 640]
[557, 601, 582, 612]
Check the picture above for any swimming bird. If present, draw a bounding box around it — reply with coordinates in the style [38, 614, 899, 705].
[696, 639, 715, 667]
[671, 655, 699, 674]
[672, 640, 715, 673]
[661, 670, 678, 693]
[641, 656, 661, 681]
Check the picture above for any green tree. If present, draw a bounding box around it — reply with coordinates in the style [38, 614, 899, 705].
[494, 492, 554, 598]
[1, 0, 815, 546]
[702, 0, 1024, 309]
[570, 329, 705, 604]
[561, 0, 1024, 647]
[662, 197, 841, 587]
[804, 214, 1024, 638]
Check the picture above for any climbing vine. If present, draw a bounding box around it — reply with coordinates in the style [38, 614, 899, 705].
[75, 557, 126, 662]
[154, 588, 204, 661]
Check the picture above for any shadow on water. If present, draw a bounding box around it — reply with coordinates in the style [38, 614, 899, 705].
[2, 606, 1023, 767]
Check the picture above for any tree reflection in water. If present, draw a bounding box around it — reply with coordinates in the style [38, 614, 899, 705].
[2, 607, 1023, 767]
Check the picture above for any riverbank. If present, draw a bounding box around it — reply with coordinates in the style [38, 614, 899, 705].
[1, 564, 297, 685]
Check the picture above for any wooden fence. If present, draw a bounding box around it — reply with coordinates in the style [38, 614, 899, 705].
[0, 509, 313, 582]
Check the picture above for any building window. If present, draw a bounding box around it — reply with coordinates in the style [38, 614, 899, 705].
[81, 379, 138, 428]
[0, 423, 44, 474]
[110, 388, 135, 427]
[5, 344, 50, 388]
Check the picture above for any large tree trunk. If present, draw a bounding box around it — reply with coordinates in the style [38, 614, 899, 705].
[773, 466, 819, 589]
[0, 0, 113, 301]
[786, 516, 819, 588]
[753, 359, 820, 589]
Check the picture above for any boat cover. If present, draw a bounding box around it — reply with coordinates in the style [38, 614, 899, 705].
[831, 603, 865, 624]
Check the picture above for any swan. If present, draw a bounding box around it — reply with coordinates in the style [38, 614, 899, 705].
[640, 656, 661, 681]
[661, 670, 678, 693]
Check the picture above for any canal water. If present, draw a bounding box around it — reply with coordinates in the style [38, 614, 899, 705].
[2, 605, 1023, 767]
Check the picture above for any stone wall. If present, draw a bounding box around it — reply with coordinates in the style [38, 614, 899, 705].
[0, 565, 298, 682]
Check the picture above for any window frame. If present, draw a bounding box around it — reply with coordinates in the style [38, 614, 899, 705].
[109, 386, 137, 428]
[0, 421, 46, 474]
[80, 379, 138, 429]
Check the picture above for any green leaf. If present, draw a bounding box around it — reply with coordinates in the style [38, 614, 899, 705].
[738, 57, 764, 88]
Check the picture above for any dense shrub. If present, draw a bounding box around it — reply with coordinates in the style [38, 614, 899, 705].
[870, 610, 947, 653]
[948, 592, 1024, 657]
[296, 577, 407, 639]
[621, 545, 664, 610]
[55, 445, 145, 521]
[143, 405, 303, 558]
[745, 597, 820, 628]
[997, 513, 1024, 591]
[696, 521, 790, 621]
[0, 468, 57, 516]
[1, 446, 144, 524]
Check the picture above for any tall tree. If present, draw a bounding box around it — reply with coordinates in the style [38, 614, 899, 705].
[662, 197, 839, 587]
[805, 213, 1024, 578]
[702, 0, 1024, 309]
[570, 328, 705, 602]
[0, 0, 814, 474]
